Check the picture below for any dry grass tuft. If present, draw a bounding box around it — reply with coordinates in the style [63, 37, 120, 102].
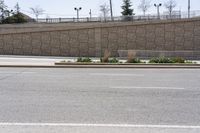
[101, 49, 111, 63]
[127, 50, 136, 63]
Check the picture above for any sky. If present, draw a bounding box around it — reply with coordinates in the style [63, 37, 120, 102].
[4, 0, 200, 18]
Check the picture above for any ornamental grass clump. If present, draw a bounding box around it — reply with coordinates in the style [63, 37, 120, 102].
[127, 50, 137, 63]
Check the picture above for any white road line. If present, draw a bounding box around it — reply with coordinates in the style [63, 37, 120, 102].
[90, 73, 144, 76]
[110, 87, 185, 90]
[0, 123, 199, 129]
[0, 72, 35, 74]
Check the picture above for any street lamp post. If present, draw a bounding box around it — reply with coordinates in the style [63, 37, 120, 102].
[74, 7, 82, 22]
[89, 9, 92, 21]
[109, 0, 113, 21]
[188, 0, 190, 18]
[154, 3, 162, 19]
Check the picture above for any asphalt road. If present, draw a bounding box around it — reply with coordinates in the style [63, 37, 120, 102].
[0, 68, 200, 133]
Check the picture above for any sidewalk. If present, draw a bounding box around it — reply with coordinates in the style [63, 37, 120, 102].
[0, 55, 200, 68]
[0, 55, 68, 66]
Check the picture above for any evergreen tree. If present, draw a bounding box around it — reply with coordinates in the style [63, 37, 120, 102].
[2, 13, 27, 24]
[121, 0, 134, 16]
[1, 3, 27, 24]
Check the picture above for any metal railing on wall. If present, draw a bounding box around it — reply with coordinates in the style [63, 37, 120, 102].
[0, 10, 200, 24]
[29, 10, 200, 24]
[32, 15, 183, 23]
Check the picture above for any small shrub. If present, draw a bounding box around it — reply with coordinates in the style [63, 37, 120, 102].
[149, 57, 157, 63]
[171, 57, 185, 63]
[109, 58, 119, 63]
[77, 57, 83, 62]
[82, 58, 92, 62]
[149, 57, 186, 64]
[149, 57, 173, 63]
[77, 57, 92, 63]
[101, 49, 111, 63]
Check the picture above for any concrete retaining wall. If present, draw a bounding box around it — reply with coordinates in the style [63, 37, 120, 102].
[0, 18, 200, 57]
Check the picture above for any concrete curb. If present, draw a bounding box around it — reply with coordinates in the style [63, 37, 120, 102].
[1, 64, 200, 69]
[55, 62, 200, 66]
[54, 62, 200, 69]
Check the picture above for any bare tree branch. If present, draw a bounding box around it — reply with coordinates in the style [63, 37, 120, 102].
[30, 6, 44, 21]
[100, 3, 110, 22]
[138, 0, 151, 16]
[164, 0, 177, 17]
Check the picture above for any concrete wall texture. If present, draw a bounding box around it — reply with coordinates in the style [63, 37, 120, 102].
[0, 18, 200, 57]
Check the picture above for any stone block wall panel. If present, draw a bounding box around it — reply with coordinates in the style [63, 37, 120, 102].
[146, 42, 156, 50]
[155, 25, 165, 37]
[127, 42, 136, 50]
[0, 18, 199, 57]
[0, 36, 4, 49]
[194, 36, 200, 50]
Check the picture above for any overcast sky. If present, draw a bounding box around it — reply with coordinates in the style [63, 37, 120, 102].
[4, 0, 200, 18]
